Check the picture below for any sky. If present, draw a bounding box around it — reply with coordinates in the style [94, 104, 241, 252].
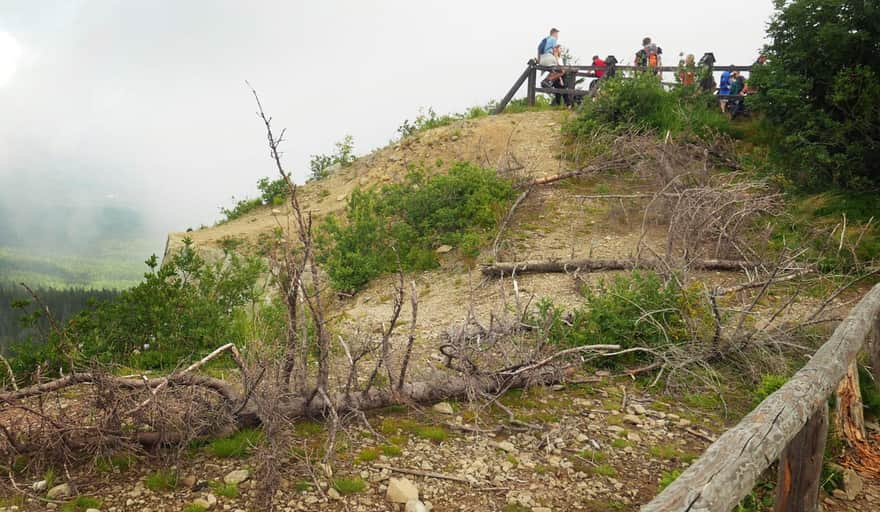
[0, 0, 775, 254]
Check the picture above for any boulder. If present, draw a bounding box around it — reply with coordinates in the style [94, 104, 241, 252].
[386, 477, 419, 503]
[46, 483, 72, 499]
[842, 469, 863, 500]
[191, 497, 214, 510]
[31, 480, 47, 492]
[432, 402, 454, 415]
[435, 245, 453, 254]
[405, 500, 428, 512]
[224, 469, 250, 485]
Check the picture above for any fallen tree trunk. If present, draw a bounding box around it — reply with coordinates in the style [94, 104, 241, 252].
[481, 257, 763, 277]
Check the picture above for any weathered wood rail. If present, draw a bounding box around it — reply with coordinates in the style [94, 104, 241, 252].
[493, 61, 752, 114]
[642, 282, 880, 511]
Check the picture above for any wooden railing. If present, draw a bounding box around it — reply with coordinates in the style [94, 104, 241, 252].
[642, 282, 880, 511]
[492, 61, 752, 114]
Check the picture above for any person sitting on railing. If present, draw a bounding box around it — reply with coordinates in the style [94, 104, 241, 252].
[697, 52, 717, 92]
[540, 44, 565, 91]
[587, 55, 608, 94]
[537, 28, 559, 61]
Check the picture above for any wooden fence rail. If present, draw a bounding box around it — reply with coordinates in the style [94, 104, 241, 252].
[493, 61, 752, 114]
[642, 282, 880, 512]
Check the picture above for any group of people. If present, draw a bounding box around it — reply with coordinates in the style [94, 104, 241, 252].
[534, 28, 759, 117]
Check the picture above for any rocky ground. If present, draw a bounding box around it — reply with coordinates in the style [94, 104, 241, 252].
[5, 377, 878, 512]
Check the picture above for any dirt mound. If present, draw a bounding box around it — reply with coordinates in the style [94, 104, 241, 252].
[167, 110, 567, 257]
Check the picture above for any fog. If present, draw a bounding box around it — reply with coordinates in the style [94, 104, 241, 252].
[0, 0, 774, 256]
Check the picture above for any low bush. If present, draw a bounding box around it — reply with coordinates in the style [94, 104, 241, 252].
[563, 73, 729, 141]
[144, 469, 178, 492]
[538, 271, 713, 367]
[309, 135, 356, 181]
[331, 477, 366, 494]
[317, 162, 514, 291]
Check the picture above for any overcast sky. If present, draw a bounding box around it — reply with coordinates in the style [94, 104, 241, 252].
[0, 0, 774, 251]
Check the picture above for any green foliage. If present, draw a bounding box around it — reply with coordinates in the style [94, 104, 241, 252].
[309, 135, 356, 181]
[496, 95, 559, 114]
[95, 453, 136, 473]
[413, 425, 448, 442]
[144, 469, 179, 492]
[355, 447, 380, 463]
[753, 374, 787, 406]
[61, 496, 102, 512]
[8, 240, 264, 378]
[219, 197, 262, 223]
[858, 364, 880, 419]
[381, 444, 402, 456]
[659, 468, 682, 491]
[210, 481, 240, 498]
[206, 428, 264, 458]
[257, 176, 289, 206]
[748, 0, 880, 190]
[539, 271, 712, 366]
[563, 74, 729, 140]
[593, 463, 617, 477]
[331, 477, 366, 494]
[317, 162, 514, 291]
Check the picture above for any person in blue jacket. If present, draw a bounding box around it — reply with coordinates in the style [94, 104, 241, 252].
[718, 69, 732, 112]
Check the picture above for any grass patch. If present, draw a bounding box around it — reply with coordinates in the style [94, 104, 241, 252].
[294, 420, 325, 437]
[206, 428, 263, 458]
[381, 444, 402, 456]
[210, 481, 239, 498]
[502, 504, 532, 512]
[61, 496, 102, 512]
[659, 468, 682, 491]
[294, 480, 314, 492]
[412, 425, 448, 443]
[356, 447, 380, 463]
[649, 444, 681, 460]
[593, 463, 617, 477]
[331, 477, 366, 494]
[577, 449, 606, 462]
[182, 505, 207, 512]
[610, 439, 632, 449]
[95, 452, 136, 473]
[144, 469, 178, 492]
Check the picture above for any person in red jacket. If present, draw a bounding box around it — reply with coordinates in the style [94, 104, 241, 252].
[592, 55, 607, 78]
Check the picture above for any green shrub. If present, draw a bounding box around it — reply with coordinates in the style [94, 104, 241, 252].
[257, 176, 289, 206]
[539, 271, 712, 366]
[309, 135, 356, 181]
[331, 477, 366, 494]
[219, 197, 262, 223]
[207, 428, 263, 458]
[317, 162, 514, 291]
[593, 463, 617, 477]
[563, 73, 728, 140]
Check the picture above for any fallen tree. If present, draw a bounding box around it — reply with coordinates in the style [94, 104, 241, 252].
[481, 257, 772, 277]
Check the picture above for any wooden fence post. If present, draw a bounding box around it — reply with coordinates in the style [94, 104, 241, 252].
[527, 64, 536, 106]
[774, 403, 828, 512]
[836, 360, 866, 443]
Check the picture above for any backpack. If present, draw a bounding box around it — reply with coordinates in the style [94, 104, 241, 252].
[605, 55, 618, 78]
[648, 52, 658, 67]
[538, 37, 548, 57]
[635, 49, 647, 67]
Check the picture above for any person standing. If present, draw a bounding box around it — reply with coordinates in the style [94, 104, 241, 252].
[635, 37, 662, 74]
